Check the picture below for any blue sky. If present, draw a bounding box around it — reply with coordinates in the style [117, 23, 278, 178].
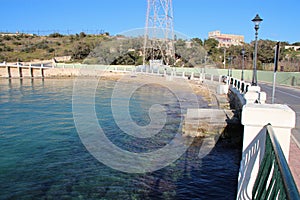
[1, 0, 299, 43]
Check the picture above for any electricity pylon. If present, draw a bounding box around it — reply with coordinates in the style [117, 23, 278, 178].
[143, 0, 175, 66]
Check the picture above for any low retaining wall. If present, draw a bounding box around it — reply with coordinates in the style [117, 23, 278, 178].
[2, 63, 299, 87]
[205, 68, 300, 87]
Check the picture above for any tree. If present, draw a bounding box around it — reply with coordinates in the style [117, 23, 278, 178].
[3, 35, 12, 40]
[48, 48, 55, 53]
[111, 51, 141, 65]
[49, 32, 64, 38]
[191, 38, 203, 46]
[203, 38, 219, 60]
[204, 38, 219, 51]
[79, 32, 87, 38]
[72, 42, 91, 60]
[292, 42, 300, 46]
[256, 40, 282, 64]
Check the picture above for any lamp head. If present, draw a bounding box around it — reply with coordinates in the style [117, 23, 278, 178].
[252, 14, 263, 26]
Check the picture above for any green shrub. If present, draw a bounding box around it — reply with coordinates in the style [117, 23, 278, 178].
[49, 32, 64, 38]
[48, 48, 55, 53]
[12, 41, 22, 45]
[21, 46, 36, 53]
[36, 42, 49, 49]
[3, 35, 12, 40]
[4, 46, 13, 52]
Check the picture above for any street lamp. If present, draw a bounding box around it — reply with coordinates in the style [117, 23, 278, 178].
[223, 48, 226, 69]
[251, 14, 263, 86]
[228, 53, 232, 77]
[241, 48, 245, 81]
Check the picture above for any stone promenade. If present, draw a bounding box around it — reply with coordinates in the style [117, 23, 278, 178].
[289, 137, 300, 192]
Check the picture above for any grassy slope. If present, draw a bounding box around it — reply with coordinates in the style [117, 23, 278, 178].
[0, 34, 108, 63]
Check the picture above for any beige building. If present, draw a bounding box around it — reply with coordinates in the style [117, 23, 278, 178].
[208, 30, 244, 48]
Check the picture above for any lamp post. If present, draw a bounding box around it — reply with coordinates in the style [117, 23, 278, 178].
[223, 48, 226, 69]
[251, 14, 263, 86]
[228, 54, 232, 77]
[241, 48, 245, 81]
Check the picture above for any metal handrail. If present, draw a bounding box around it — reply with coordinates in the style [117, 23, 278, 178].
[252, 124, 300, 200]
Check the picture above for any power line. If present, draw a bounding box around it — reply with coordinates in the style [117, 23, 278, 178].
[0, 29, 106, 35]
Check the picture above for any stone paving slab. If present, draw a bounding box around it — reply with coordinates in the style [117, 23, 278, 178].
[289, 137, 300, 192]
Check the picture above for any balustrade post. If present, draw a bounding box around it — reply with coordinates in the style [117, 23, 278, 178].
[40, 68, 44, 78]
[30, 68, 34, 78]
[18, 67, 22, 78]
[6, 66, 11, 78]
[237, 103, 295, 198]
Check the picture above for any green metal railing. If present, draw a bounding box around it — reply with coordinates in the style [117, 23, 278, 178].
[252, 125, 300, 200]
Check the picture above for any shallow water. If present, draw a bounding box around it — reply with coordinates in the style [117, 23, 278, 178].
[0, 78, 241, 199]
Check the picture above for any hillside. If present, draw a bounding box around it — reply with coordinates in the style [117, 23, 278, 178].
[0, 32, 109, 63]
[1, 32, 299, 71]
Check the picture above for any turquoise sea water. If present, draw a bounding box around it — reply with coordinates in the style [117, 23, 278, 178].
[0, 78, 241, 200]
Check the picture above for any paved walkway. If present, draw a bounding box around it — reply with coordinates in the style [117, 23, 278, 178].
[289, 137, 300, 192]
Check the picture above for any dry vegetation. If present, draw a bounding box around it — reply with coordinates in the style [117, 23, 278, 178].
[0, 32, 108, 63]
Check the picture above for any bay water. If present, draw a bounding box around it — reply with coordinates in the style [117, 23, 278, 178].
[0, 78, 241, 199]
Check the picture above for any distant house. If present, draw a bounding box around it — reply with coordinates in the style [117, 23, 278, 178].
[0, 32, 34, 37]
[284, 45, 300, 51]
[208, 30, 244, 48]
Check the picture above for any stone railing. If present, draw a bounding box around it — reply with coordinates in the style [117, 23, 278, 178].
[227, 77, 297, 200]
[237, 103, 295, 200]
[252, 125, 300, 200]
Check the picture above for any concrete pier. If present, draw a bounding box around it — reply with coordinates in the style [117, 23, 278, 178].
[18, 67, 22, 78]
[6, 66, 11, 78]
[183, 108, 234, 137]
